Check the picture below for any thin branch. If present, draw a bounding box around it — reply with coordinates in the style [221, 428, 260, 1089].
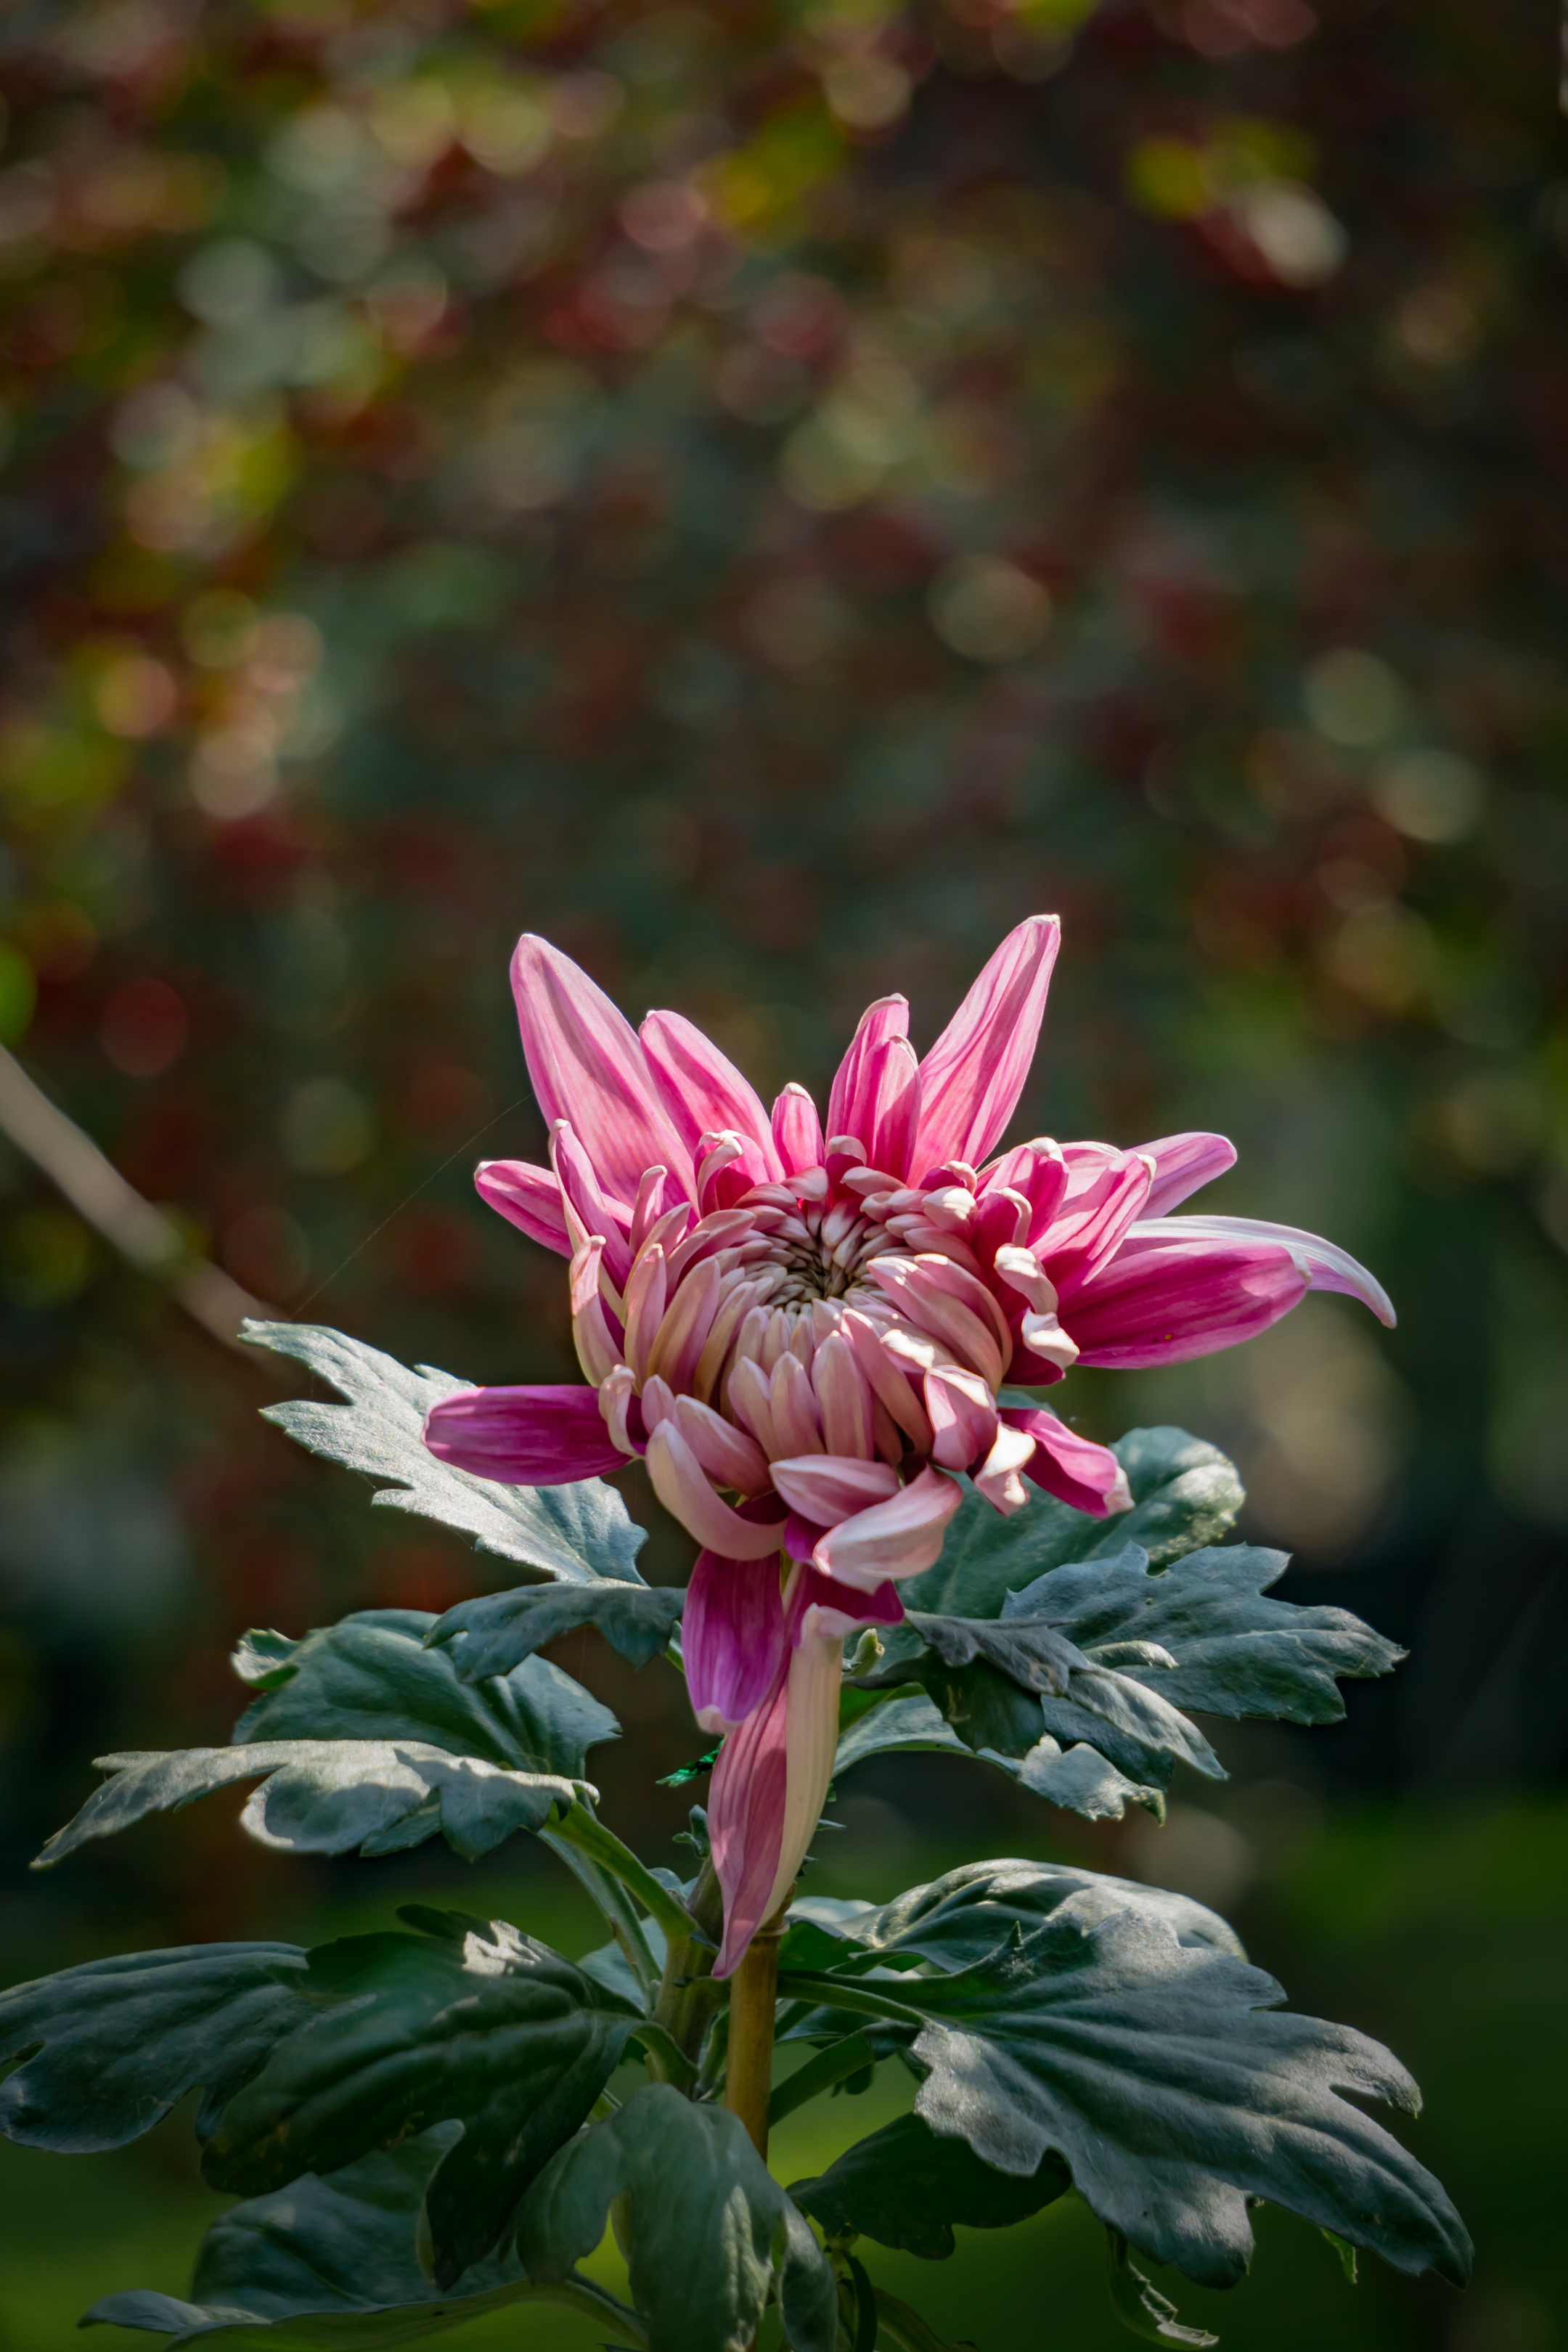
[767, 2029, 877, 2127]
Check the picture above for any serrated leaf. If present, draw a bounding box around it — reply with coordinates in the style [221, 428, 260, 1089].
[33, 1741, 581, 1869]
[899, 1429, 1243, 1619]
[232, 1608, 619, 1779]
[205, 1911, 642, 2290]
[425, 1582, 686, 1683]
[243, 1322, 645, 1585]
[809, 1858, 1246, 1969]
[1105, 2228, 1218, 2347]
[1000, 1543, 1404, 1727]
[518, 2083, 836, 2352]
[0, 1944, 308, 2152]
[791, 2110, 1069, 2260]
[832, 1691, 1165, 1825]
[81, 2127, 642, 2350]
[895, 1900, 1471, 2291]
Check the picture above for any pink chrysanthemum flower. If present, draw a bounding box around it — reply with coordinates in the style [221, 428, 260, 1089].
[424, 918, 1392, 1974]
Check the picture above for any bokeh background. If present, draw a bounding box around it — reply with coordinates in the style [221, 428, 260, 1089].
[0, 0, 1564, 2345]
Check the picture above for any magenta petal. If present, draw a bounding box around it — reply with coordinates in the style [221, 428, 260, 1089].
[1042, 1148, 1153, 1289]
[640, 1009, 783, 1180]
[550, 1121, 634, 1291]
[473, 1160, 571, 1257]
[709, 1653, 791, 1978]
[684, 1551, 788, 1734]
[1140, 1132, 1238, 1217]
[912, 915, 1061, 1173]
[422, 1384, 628, 1484]
[784, 1509, 831, 1564]
[772, 1083, 825, 1176]
[510, 934, 694, 1208]
[1129, 1213, 1396, 1326]
[798, 1565, 905, 1635]
[1001, 1408, 1130, 1516]
[1063, 1235, 1310, 1368]
[826, 995, 910, 1149]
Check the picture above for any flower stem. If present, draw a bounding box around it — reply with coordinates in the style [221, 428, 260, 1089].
[724, 1902, 787, 2159]
[650, 1856, 724, 2080]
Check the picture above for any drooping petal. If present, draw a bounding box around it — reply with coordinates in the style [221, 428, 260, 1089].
[473, 1160, 571, 1257]
[683, 1551, 788, 1734]
[1127, 1214, 1396, 1326]
[1000, 1407, 1132, 1516]
[912, 915, 1061, 1174]
[1061, 1233, 1310, 1369]
[769, 1454, 900, 1526]
[772, 1082, 825, 1177]
[510, 934, 694, 1207]
[1140, 1132, 1238, 1217]
[841, 1309, 935, 1452]
[550, 1120, 634, 1292]
[865, 1254, 1007, 1389]
[827, 995, 910, 1148]
[645, 1421, 788, 1557]
[923, 1363, 998, 1471]
[812, 1465, 963, 1588]
[973, 1421, 1037, 1515]
[640, 1009, 783, 1182]
[422, 1384, 627, 1484]
[797, 1567, 905, 1641]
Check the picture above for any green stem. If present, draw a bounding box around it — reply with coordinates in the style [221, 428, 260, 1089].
[651, 1855, 726, 2080]
[539, 1826, 659, 1996]
[725, 1907, 784, 2158]
[767, 2029, 877, 2127]
[774, 1969, 926, 2032]
[872, 2287, 968, 2352]
[550, 1800, 706, 1950]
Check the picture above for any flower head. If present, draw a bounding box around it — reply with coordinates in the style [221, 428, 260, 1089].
[425, 919, 1392, 1972]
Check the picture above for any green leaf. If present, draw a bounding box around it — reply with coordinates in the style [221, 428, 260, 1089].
[205, 1911, 643, 2289]
[999, 1543, 1404, 1727]
[232, 1607, 619, 1779]
[894, 1902, 1471, 2291]
[1322, 2229, 1359, 2284]
[81, 2128, 645, 2349]
[243, 1321, 646, 1585]
[791, 2110, 1069, 2260]
[832, 1690, 1167, 1825]
[0, 1944, 308, 2152]
[805, 1858, 1246, 1969]
[425, 1581, 686, 1682]
[32, 1741, 581, 1869]
[518, 2083, 836, 2352]
[1105, 2228, 1219, 2347]
[869, 2287, 976, 2352]
[898, 1429, 1243, 1618]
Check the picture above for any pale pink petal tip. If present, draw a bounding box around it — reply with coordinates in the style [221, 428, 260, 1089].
[1132, 1213, 1396, 1328]
[645, 1421, 787, 1559]
[812, 1465, 963, 1588]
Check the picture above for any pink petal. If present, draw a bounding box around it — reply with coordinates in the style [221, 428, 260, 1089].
[645, 1421, 788, 1557]
[772, 1083, 825, 1177]
[510, 934, 693, 1209]
[1000, 1407, 1132, 1516]
[812, 1466, 963, 1588]
[912, 915, 1061, 1173]
[769, 1350, 825, 1456]
[797, 1565, 905, 1641]
[1140, 1132, 1238, 1217]
[1062, 1234, 1310, 1369]
[847, 1034, 922, 1183]
[673, 1392, 771, 1495]
[550, 1121, 634, 1292]
[645, 1256, 723, 1393]
[973, 1421, 1037, 1515]
[923, 1363, 998, 1472]
[621, 1244, 668, 1383]
[422, 1385, 626, 1484]
[1128, 1214, 1396, 1327]
[811, 1331, 874, 1460]
[684, 1551, 788, 1734]
[640, 1010, 781, 1182]
[712, 1587, 844, 1977]
[769, 1454, 900, 1526]
[1042, 1146, 1153, 1289]
[865, 1255, 1007, 1389]
[841, 1309, 935, 1452]
[979, 1138, 1070, 1245]
[473, 1160, 571, 1257]
[827, 995, 910, 1150]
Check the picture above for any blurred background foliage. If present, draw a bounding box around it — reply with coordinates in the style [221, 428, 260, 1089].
[0, 0, 1564, 2345]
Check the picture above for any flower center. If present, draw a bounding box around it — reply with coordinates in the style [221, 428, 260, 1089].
[752, 1200, 892, 1314]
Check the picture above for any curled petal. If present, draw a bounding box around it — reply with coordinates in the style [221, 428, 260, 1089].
[799, 1567, 905, 1642]
[827, 995, 910, 1150]
[474, 1160, 571, 1257]
[727, 1354, 778, 1457]
[841, 1309, 934, 1452]
[568, 1238, 624, 1386]
[1062, 1234, 1312, 1369]
[769, 1454, 900, 1527]
[684, 1551, 788, 1734]
[597, 1365, 645, 1457]
[1140, 1132, 1238, 1217]
[640, 1009, 782, 1181]
[812, 1331, 875, 1460]
[992, 1243, 1058, 1314]
[973, 1420, 1037, 1515]
[980, 1138, 1070, 1246]
[912, 915, 1061, 1174]
[923, 1363, 997, 1472]
[1043, 1147, 1154, 1289]
[622, 1244, 668, 1382]
[772, 1082, 825, 1177]
[812, 1465, 963, 1589]
[1001, 1406, 1131, 1516]
[511, 934, 693, 1206]
[673, 1393, 771, 1495]
[1127, 1214, 1396, 1328]
[645, 1256, 723, 1392]
[551, 1121, 633, 1292]
[1018, 1308, 1080, 1373]
[865, 1255, 1006, 1388]
[423, 1385, 626, 1484]
[645, 1423, 788, 1558]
